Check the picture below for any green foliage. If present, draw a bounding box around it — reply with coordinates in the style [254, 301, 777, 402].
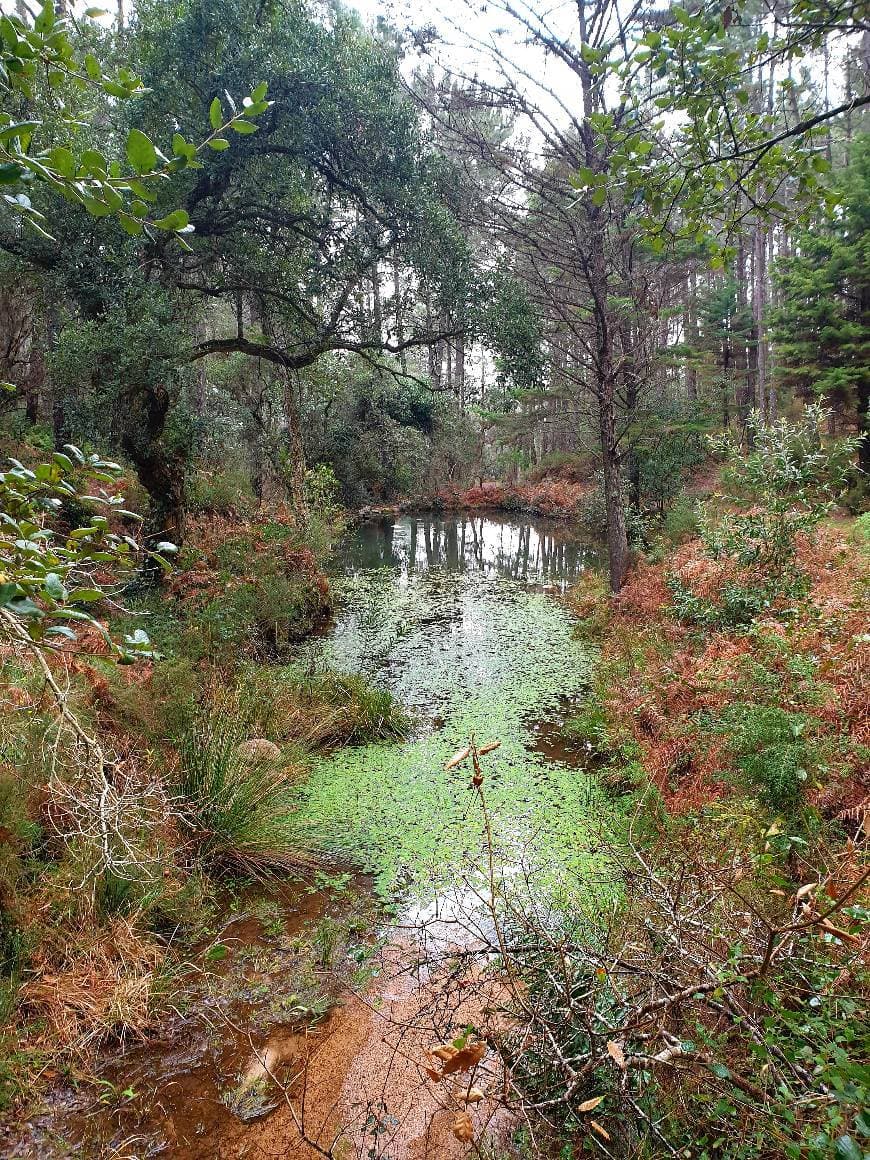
[772, 136, 870, 460]
[661, 493, 699, 544]
[616, 5, 845, 255]
[667, 573, 770, 628]
[706, 403, 860, 576]
[0, 3, 268, 240]
[283, 670, 410, 746]
[713, 703, 813, 812]
[189, 468, 255, 517]
[0, 447, 163, 659]
[670, 404, 862, 626]
[561, 699, 610, 755]
[304, 463, 346, 559]
[193, 571, 327, 658]
[305, 360, 435, 504]
[629, 400, 711, 516]
[174, 709, 311, 876]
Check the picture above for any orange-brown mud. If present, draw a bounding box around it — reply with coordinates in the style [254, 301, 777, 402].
[6, 883, 510, 1160]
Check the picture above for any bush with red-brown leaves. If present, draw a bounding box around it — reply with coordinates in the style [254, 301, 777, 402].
[576, 519, 868, 819]
[431, 476, 591, 518]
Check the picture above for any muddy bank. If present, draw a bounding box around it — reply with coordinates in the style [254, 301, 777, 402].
[8, 881, 510, 1160]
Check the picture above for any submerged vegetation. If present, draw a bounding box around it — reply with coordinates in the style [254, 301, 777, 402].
[0, 0, 867, 1156]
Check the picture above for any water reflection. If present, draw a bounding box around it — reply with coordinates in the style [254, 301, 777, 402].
[341, 514, 598, 590]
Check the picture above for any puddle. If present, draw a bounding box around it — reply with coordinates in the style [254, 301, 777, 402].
[11, 878, 378, 1159]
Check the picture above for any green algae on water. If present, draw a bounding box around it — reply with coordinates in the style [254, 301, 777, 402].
[296, 517, 616, 902]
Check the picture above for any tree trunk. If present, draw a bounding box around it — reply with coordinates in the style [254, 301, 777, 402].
[393, 254, 407, 375]
[752, 215, 768, 417]
[119, 384, 186, 575]
[281, 367, 308, 525]
[457, 339, 466, 414]
[685, 270, 698, 402]
[600, 397, 629, 593]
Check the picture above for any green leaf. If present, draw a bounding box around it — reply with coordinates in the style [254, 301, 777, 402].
[126, 179, 157, 203]
[45, 626, 77, 640]
[43, 573, 67, 601]
[231, 119, 258, 134]
[81, 148, 107, 175]
[0, 121, 40, 145]
[34, 1, 55, 34]
[209, 96, 223, 130]
[125, 128, 157, 175]
[84, 53, 101, 80]
[834, 1137, 862, 1160]
[207, 138, 229, 151]
[71, 588, 104, 603]
[251, 81, 268, 103]
[7, 597, 43, 618]
[152, 209, 189, 231]
[0, 582, 20, 607]
[81, 196, 113, 218]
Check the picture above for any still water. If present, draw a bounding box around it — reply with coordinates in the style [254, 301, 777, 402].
[298, 514, 614, 901]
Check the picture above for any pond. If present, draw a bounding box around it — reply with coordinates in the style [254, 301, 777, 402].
[297, 513, 616, 905]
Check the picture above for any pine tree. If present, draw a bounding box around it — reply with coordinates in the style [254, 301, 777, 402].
[772, 135, 870, 472]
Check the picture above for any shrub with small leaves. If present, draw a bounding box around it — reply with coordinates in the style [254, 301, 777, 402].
[0, 445, 169, 660]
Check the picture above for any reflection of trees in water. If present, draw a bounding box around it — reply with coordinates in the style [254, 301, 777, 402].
[343, 515, 597, 587]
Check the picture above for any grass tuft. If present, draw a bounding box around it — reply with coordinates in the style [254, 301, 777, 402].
[174, 710, 319, 877]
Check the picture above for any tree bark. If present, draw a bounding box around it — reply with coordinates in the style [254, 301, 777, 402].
[281, 367, 308, 526]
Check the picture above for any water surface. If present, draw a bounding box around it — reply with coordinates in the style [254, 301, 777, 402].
[298, 514, 613, 901]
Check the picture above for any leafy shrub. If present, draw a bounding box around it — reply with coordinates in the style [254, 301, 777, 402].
[243, 667, 410, 747]
[574, 471, 608, 539]
[703, 403, 861, 584]
[851, 511, 870, 548]
[561, 699, 610, 754]
[304, 462, 346, 559]
[193, 572, 328, 658]
[174, 710, 314, 877]
[633, 401, 711, 514]
[667, 573, 771, 628]
[714, 704, 813, 812]
[189, 468, 255, 517]
[662, 493, 699, 544]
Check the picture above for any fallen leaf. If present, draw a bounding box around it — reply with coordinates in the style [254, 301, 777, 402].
[452, 1111, 474, 1143]
[478, 740, 501, 755]
[590, 1120, 611, 1141]
[578, 1096, 603, 1113]
[458, 1086, 485, 1104]
[445, 746, 471, 770]
[795, 882, 818, 900]
[607, 1041, 626, 1070]
[431, 1044, 459, 1063]
[442, 1041, 486, 1075]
